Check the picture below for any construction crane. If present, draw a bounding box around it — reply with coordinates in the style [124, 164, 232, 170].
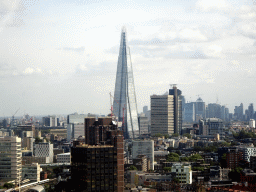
[11, 108, 20, 128]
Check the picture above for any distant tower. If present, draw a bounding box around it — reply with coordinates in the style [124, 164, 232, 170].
[113, 27, 139, 139]
[151, 85, 183, 135]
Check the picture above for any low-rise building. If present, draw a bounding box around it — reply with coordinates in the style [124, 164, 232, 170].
[56, 152, 71, 163]
[171, 163, 192, 184]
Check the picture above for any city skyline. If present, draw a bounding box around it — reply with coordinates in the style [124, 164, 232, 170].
[0, 0, 256, 116]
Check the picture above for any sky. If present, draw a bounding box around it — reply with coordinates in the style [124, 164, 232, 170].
[0, 0, 256, 116]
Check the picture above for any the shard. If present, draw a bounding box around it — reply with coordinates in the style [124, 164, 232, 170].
[113, 27, 139, 139]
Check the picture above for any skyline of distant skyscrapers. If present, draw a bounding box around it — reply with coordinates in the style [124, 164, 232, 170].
[113, 28, 139, 139]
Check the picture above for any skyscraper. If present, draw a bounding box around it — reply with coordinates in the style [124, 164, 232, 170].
[113, 27, 139, 139]
[151, 85, 183, 135]
[71, 118, 124, 192]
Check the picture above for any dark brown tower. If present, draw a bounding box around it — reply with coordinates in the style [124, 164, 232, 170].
[71, 118, 124, 192]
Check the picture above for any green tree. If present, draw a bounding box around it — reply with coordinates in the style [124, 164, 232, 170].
[163, 167, 172, 172]
[167, 152, 180, 162]
[192, 166, 205, 171]
[164, 134, 170, 139]
[35, 136, 43, 144]
[128, 165, 138, 170]
[153, 133, 163, 137]
[172, 133, 179, 137]
[189, 154, 203, 162]
[183, 133, 191, 139]
[3, 183, 14, 189]
[180, 157, 189, 161]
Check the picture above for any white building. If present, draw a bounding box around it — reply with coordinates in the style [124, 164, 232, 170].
[33, 142, 53, 163]
[56, 152, 71, 163]
[132, 140, 154, 170]
[0, 136, 22, 182]
[239, 147, 256, 162]
[249, 119, 255, 128]
[22, 163, 40, 182]
[171, 163, 192, 184]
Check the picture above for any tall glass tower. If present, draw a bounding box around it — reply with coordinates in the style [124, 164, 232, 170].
[113, 27, 139, 139]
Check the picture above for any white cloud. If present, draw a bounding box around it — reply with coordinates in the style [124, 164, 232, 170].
[77, 64, 88, 71]
[196, 0, 230, 12]
[178, 28, 207, 42]
[238, 22, 256, 39]
[23, 67, 42, 75]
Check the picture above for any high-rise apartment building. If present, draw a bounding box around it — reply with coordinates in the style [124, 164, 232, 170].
[113, 28, 139, 139]
[151, 85, 182, 135]
[71, 117, 124, 192]
[0, 136, 22, 182]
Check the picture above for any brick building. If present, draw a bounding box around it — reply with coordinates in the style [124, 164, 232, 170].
[71, 118, 124, 192]
[226, 148, 243, 169]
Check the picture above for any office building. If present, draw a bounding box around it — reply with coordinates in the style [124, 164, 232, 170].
[207, 103, 221, 119]
[67, 112, 87, 124]
[143, 106, 148, 114]
[22, 163, 40, 182]
[0, 136, 22, 182]
[249, 119, 255, 128]
[56, 152, 71, 163]
[234, 103, 243, 121]
[151, 85, 182, 135]
[138, 114, 149, 135]
[131, 140, 154, 170]
[67, 123, 85, 142]
[33, 142, 54, 163]
[238, 147, 256, 162]
[194, 97, 205, 120]
[71, 117, 124, 192]
[22, 137, 34, 151]
[248, 103, 254, 121]
[42, 116, 58, 127]
[113, 28, 139, 139]
[171, 163, 192, 184]
[184, 102, 195, 122]
[199, 118, 223, 136]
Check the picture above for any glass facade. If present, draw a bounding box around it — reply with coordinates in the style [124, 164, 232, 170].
[113, 28, 139, 139]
